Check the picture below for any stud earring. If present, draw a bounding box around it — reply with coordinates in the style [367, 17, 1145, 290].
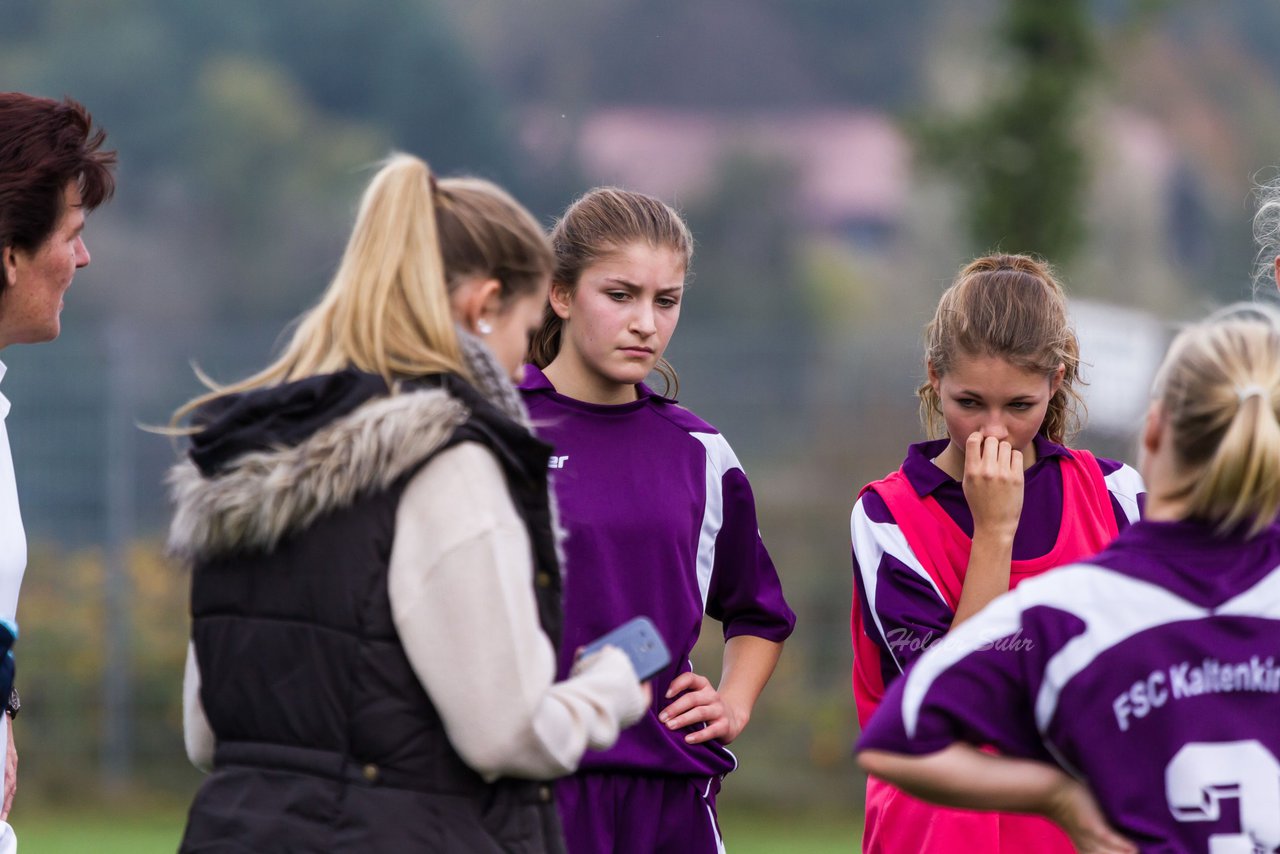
[476, 319, 493, 336]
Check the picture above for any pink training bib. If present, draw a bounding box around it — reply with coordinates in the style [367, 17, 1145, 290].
[853, 448, 1118, 854]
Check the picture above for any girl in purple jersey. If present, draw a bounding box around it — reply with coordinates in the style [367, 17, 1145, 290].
[850, 253, 1145, 853]
[858, 304, 1280, 853]
[521, 188, 796, 854]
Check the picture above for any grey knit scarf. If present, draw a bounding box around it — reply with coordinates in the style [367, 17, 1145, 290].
[454, 327, 568, 572]
[455, 327, 532, 428]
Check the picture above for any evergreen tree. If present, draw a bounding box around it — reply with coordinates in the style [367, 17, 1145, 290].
[918, 0, 1097, 262]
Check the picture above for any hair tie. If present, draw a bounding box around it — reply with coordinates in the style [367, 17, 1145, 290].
[1237, 384, 1269, 403]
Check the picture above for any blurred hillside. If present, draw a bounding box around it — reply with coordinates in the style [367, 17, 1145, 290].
[2, 0, 1279, 816]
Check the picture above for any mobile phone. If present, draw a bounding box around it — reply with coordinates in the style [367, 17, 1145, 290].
[582, 616, 671, 681]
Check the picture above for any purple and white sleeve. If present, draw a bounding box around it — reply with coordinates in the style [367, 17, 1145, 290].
[851, 492, 958, 673]
[856, 589, 1054, 765]
[696, 433, 796, 642]
[1098, 459, 1145, 530]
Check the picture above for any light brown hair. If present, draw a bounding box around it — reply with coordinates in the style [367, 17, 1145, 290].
[1152, 304, 1280, 536]
[528, 187, 693, 395]
[919, 253, 1083, 444]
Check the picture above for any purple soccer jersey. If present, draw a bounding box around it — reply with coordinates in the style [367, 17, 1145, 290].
[520, 365, 796, 777]
[857, 519, 1280, 852]
[851, 436, 1145, 681]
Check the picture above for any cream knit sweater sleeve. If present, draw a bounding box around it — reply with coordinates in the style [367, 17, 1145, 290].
[181, 441, 647, 779]
[388, 441, 647, 782]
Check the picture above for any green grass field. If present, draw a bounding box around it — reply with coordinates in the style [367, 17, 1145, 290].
[16, 807, 862, 852]
[20, 811, 185, 854]
[720, 809, 863, 853]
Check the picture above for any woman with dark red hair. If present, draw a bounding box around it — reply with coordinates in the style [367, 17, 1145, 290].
[0, 92, 116, 843]
[0, 93, 116, 347]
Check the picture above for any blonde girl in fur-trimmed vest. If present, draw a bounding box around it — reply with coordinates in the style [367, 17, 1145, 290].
[170, 154, 647, 854]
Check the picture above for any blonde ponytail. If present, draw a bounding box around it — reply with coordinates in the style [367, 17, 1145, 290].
[1155, 304, 1280, 536]
[173, 153, 552, 427]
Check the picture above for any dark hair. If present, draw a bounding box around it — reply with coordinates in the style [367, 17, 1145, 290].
[919, 253, 1084, 444]
[0, 93, 117, 292]
[528, 187, 693, 393]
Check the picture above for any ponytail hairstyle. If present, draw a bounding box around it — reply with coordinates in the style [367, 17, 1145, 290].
[918, 253, 1084, 444]
[173, 153, 552, 424]
[528, 187, 693, 396]
[1150, 303, 1280, 537]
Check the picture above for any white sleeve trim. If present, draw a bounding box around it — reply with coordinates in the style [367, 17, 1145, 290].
[1104, 463, 1145, 524]
[183, 641, 215, 772]
[690, 432, 741, 611]
[899, 565, 1205, 738]
[850, 495, 948, 673]
[900, 592, 1025, 737]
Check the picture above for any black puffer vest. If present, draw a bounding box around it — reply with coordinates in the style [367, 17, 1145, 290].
[170, 370, 564, 853]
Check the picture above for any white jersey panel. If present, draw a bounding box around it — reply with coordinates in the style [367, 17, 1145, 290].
[901, 592, 1023, 737]
[690, 432, 739, 611]
[1104, 463, 1145, 525]
[850, 497, 948, 674]
[1026, 568, 1204, 730]
[900, 564, 1206, 736]
[1218, 563, 1280, 619]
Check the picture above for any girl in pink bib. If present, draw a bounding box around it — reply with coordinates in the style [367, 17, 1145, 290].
[850, 253, 1145, 853]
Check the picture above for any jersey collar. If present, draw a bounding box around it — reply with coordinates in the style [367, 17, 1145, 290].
[903, 434, 1070, 497]
[518, 363, 674, 404]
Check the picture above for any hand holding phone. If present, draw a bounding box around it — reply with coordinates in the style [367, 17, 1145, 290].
[582, 616, 671, 682]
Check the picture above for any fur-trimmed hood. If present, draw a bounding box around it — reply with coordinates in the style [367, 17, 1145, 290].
[168, 378, 469, 560]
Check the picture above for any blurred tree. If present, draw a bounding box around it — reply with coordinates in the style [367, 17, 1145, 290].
[182, 54, 388, 317]
[786, 0, 935, 107]
[1228, 0, 1280, 82]
[448, 0, 934, 112]
[672, 151, 816, 446]
[18, 542, 198, 802]
[683, 150, 806, 327]
[247, 0, 517, 184]
[0, 0, 515, 318]
[915, 0, 1097, 262]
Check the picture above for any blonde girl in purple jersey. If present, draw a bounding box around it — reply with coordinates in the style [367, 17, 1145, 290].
[858, 303, 1280, 853]
[521, 188, 796, 854]
[171, 156, 648, 853]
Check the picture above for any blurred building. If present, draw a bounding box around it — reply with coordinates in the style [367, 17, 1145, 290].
[524, 107, 910, 249]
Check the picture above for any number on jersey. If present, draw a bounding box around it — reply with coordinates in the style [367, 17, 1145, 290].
[1165, 740, 1280, 853]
